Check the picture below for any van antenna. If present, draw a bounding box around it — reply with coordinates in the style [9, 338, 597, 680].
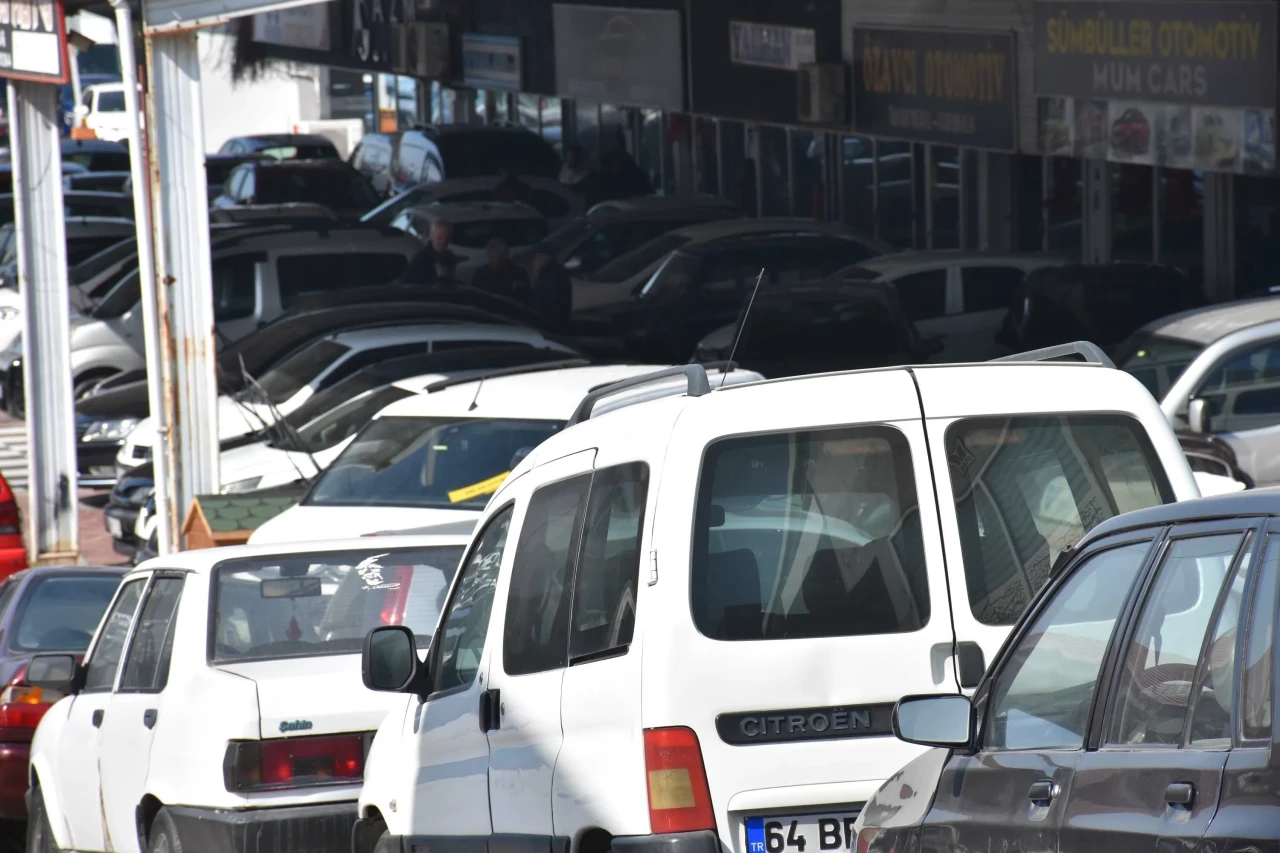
[720, 267, 765, 389]
[468, 377, 484, 411]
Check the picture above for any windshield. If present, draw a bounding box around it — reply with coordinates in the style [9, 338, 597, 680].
[10, 574, 122, 652]
[283, 385, 414, 453]
[257, 168, 379, 209]
[211, 545, 464, 662]
[639, 250, 699, 299]
[1118, 333, 1203, 399]
[254, 340, 351, 405]
[307, 415, 563, 509]
[591, 233, 689, 283]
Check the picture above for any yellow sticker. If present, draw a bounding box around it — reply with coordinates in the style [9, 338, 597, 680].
[447, 471, 510, 504]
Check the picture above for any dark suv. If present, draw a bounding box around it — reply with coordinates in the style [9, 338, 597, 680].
[861, 489, 1280, 853]
[211, 159, 380, 220]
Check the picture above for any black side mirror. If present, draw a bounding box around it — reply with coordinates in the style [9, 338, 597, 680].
[26, 654, 83, 695]
[892, 694, 975, 749]
[362, 625, 428, 697]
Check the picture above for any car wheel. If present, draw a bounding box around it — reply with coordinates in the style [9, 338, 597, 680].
[147, 809, 183, 853]
[25, 787, 58, 853]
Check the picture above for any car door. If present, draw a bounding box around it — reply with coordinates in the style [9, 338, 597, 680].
[53, 575, 147, 852]
[954, 265, 1028, 362]
[915, 536, 1156, 853]
[410, 502, 513, 848]
[1060, 524, 1256, 853]
[98, 573, 185, 853]
[485, 450, 596, 844]
[1186, 337, 1280, 486]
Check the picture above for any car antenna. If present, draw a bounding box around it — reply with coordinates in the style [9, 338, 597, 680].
[719, 267, 765, 389]
[468, 377, 484, 411]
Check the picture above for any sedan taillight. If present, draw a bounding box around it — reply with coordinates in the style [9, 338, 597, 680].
[223, 733, 372, 792]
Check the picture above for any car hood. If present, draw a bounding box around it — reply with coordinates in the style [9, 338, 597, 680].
[216, 654, 402, 739]
[220, 437, 354, 490]
[248, 505, 482, 545]
[128, 396, 270, 450]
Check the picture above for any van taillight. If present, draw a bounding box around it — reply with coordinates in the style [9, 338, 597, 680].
[643, 727, 716, 834]
[223, 733, 371, 792]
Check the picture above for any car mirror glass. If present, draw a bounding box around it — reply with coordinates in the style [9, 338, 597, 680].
[1188, 398, 1211, 433]
[363, 625, 422, 693]
[893, 694, 973, 747]
[26, 654, 80, 695]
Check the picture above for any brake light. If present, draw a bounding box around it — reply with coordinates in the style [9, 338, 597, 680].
[643, 727, 716, 834]
[379, 566, 414, 625]
[0, 473, 21, 542]
[0, 666, 60, 729]
[223, 733, 370, 792]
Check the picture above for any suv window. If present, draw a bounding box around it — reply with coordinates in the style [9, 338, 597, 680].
[83, 578, 146, 692]
[119, 576, 184, 692]
[213, 256, 258, 323]
[893, 269, 947, 320]
[1243, 536, 1279, 740]
[692, 425, 929, 641]
[504, 474, 592, 676]
[961, 266, 1025, 313]
[432, 506, 513, 693]
[316, 343, 428, 390]
[1196, 340, 1280, 432]
[987, 541, 1150, 751]
[277, 252, 409, 308]
[948, 415, 1173, 627]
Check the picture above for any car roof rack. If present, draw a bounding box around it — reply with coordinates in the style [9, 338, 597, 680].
[422, 358, 592, 393]
[566, 365, 711, 427]
[989, 341, 1115, 369]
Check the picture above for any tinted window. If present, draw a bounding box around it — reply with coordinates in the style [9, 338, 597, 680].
[255, 340, 350, 405]
[1108, 534, 1245, 746]
[432, 507, 512, 693]
[948, 415, 1172, 626]
[1190, 545, 1250, 747]
[692, 426, 929, 641]
[894, 269, 947, 321]
[1022, 265, 1197, 348]
[10, 574, 122, 652]
[276, 252, 409, 308]
[987, 542, 1149, 751]
[97, 91, 125, 112]
[433, 133, 560, 179]
[316, 343, 428, 391]
[1119, 333, 1203, 399]
[119, 577, 184, 692]
[213, 256, 257, 323]
[1196, 340, 1280, 432]
[570, 463, 648, 662]
[1243, 536, 1278, 740]
[256, 167, 379, 208]
[450, 218, 549, 250]
[83, 578, 145, 692]
[961, 266, 1025, 313]
[504, 474, 591, 676]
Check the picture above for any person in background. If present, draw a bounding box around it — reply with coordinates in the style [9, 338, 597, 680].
[471, 238, 530, 301]
[529, 242, 572, 320]
[559, 143, 591, 192]
[400, 219, 454, 284]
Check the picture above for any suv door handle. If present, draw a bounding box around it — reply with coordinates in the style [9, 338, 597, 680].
[1166, 782, 1195, 806]
[91, 709, 104, 728]
[1028, 780, 1059, 803]
[143, 709, 157, 729]
[478, 689, 500, 733]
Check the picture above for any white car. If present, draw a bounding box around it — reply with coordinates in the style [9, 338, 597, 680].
[25, 533, 471, 853]
[74, 83, 141, 143]
[352, 347, 1199, 853]
[248, 362, 764, 544]
[389, 201, 548, 281]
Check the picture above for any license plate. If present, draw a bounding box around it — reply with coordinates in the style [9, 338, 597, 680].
[105, 516, 123, 538]
[746, 813, 860, 853]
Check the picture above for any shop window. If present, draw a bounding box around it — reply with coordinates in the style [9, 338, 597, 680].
[842, 136, 875, 235]
[576, 101, 602, 161]
[931, 147, 960, 249]
[791, 129, 822, 219]
[878, 141, 915, 248]
[961, 267, 1026, 313]
[1047, 157, 1082, 256]
[600, 105, 627, 156]
[759, 126, 790, 217]
[1111, 164, 1153, 264]
[1235, 173, 1280, 296]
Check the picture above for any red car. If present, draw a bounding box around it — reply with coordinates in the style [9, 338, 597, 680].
[0, 471, 26, 580]
[1111, 108, 1151, 155]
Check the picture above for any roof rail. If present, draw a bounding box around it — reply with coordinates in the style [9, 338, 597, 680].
[566, 365, 711, 427]
[422, 358, 592, 393]
[990, 341, 1115, 369]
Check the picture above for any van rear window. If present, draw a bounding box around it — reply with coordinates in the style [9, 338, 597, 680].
[692, 426, 929, 641]
[948, 414, 1173, 627]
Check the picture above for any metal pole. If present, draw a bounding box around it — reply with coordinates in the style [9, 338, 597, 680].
[68, 46, 82, 125]
[8, 82, 78, 564]
[144, 29, 219, 548]
[113, 0, 172, 555]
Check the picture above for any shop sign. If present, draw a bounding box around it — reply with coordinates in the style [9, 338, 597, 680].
[253, 2, 331, 51]
[462, 34, 521, 91]
[852, 26, 1017, 150]
[552, 4, 685, 111]
[729, 21, 816, 71]
[0, 0, 67, 83]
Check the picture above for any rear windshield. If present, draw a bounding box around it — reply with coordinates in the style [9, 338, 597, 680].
[948, 414, 1173, 626]
[692, 425, 929, 641]
[434, 134, 560, 179]
[10, 574, 122, 652]
[591, 233, 689, 283]
[254, 340, 351, 405]
[306, 415, 563, 509]
[451, 218, 549, 250]
[1117, 333, 1204, 399]
[257, 168, 379, 209]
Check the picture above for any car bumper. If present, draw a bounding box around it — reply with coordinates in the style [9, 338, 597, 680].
[167, 802, 358, 853]
[103, 504, 141, 555]
[0, 742, 30, 820]
[613, 832, 721, 853]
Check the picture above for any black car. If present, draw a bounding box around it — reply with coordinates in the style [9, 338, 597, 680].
[211, 159, 380, 220]
[0, 191, 134, 225]
[866, 489, 1280, 853]
[217, 133, 340, 161]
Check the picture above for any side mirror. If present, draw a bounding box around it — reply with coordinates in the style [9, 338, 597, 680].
[892, 694, 974, 748]
[362, 625, 427, 695]
[26, 654, 82, 695]
[563, 256, 582, 271]
[1188, 398, 1211, 434]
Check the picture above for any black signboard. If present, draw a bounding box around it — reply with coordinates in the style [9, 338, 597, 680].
[852, 26, 1017, 150]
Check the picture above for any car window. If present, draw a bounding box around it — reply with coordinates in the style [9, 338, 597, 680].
[433, 133, 561, 179]
[212, 256, 258, 323]
[1189, 546, 1252, 747]
[1119, 334, 1205, 400]
[276, 252, 409, 308]
[316, 343, 428, 391]
[1107, 533, 1246, 747]
[961, 266, 1026, 313]
[226, 168, 246, 201]
[431, 506, 513, 693]
[692, 425, 929, 641]
[9, 574, 122, 653]
[504, 473, 592, 676]
[1196, 340, 1280, 433]
[1243, 535, 1279, 740]
[67, 237, 128, 267]
[291, 386, 414, 454]
[570, 463, 648, 662]
[450, 218, 549, 250]
[256, 167, 378, 208]
[893, 269, 947, 320]
[97, 91, 125, 112]
[948, 415, 1173, 626]
[255, 340, 351, 405]
[986, 541, 1150, 751]
[83, 578, 146, 692]
[119, 577, 184, 692]
[592, 233, 691, 284]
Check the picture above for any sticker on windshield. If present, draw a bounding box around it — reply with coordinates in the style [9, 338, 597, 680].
[355, 553, 401, 591]
[447, 471, 510, 504]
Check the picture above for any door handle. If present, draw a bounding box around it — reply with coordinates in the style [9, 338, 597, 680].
[143, 709, 157, 729]
[91, 709, 104, 728]
[1028, 780, 1059, 804]
[1165, 782, 1195, 807]
[478, 689, 500, 733]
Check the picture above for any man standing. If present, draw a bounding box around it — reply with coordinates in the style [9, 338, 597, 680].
[471, 238, 531, 301]
[400, 219, 454, 284]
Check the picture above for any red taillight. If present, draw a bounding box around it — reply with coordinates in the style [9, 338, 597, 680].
[378, 566, 414, 625]
[644, 727, 716, 834]
[0, 665, 59, 729]
[223, 733, 370, 792]
[0, 473, 21, 540]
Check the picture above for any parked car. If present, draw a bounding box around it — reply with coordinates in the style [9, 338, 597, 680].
[73, 83, 135, 143]
[24, 535, 471, 853]
[865, 489, 1280, 853]
[365, 175, 584, 229]
[348, 132, 402, 198]
[62, 171, 130, 193]
[212, 159, 382, 220]
[248, 362, 762, 543]
[389, 202, 548, 280]
[1178, 431, 1254, 491]
[203, 153, 270, 202]
[354, 350, 1198, 853]
[393, 125, 560, 189]
[0, 217, 135, 308]
[217, 133, 340, 160]
[0, 191, 133, 225]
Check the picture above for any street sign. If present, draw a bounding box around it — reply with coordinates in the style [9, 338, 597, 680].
[0, 0, 68, 83]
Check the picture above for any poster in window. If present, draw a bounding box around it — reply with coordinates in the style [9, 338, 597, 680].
[1153, 104, 1194, 170]
[1074, 99, 1107, 159]
[1193, 107, 1243, 173]
[1243, 109, 1276, 173]
[1040, 96, 1074, 157]
[1108, 101, 1154, 165]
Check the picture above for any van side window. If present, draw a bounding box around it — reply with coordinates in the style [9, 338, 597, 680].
[431, 506, 513, 694]
[1242, 536, 1279, 740]
[504, 474, 591, 676]
[569, 463, 649, 663]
